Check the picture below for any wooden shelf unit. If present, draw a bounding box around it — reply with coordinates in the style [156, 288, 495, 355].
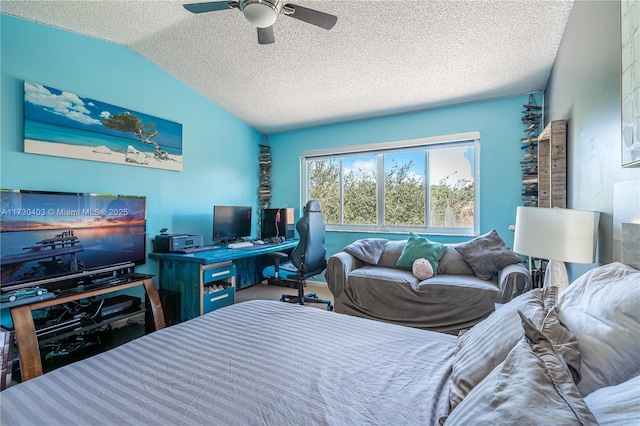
[537, 120, 567, 208]
[9, 276, 165, 382]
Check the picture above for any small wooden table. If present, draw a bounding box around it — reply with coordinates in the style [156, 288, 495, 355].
[9, 276, 165, 382]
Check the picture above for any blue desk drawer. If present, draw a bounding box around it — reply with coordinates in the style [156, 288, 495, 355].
[203, 264, 235, 284]
[203, 287, 234, 314]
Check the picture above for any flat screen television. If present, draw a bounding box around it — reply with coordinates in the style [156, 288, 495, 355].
[0, 189, 146, 292]
[213, 206, 252, 243]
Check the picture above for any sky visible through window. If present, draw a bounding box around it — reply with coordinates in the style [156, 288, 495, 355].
[342, 145, 473, 185]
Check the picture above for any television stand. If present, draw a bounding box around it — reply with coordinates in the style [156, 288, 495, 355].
[9, 276, 165, 382]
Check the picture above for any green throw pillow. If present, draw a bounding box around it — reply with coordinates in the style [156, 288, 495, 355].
[396, 233, 447, 274]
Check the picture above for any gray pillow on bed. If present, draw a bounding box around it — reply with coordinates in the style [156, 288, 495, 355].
[557, 262, 640, 396]
[454, 230, 522, 280]
[449, 286, 583, 412]
[343, 238, 389, 264]
[444, 312, 597, 426]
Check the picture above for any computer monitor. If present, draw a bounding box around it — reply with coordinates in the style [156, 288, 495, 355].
[213, 206, 252, 243]
[261, 208, 295, 240]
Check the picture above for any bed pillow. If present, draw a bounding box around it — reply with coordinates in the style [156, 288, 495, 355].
[396, 233, 447, 273]
[454, 230, 522, 280]
[557, 262, 640, 396]
[584, 375, 640, 425]
[449, 286, 557, 411]
[444, 312, 597, 425]
[343, 238, 389, 264]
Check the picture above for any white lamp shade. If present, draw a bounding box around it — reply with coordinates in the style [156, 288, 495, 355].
[513, 207, 600, 264]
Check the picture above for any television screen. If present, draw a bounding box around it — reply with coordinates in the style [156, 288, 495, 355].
[213, 206, 252, 243]
[1, 189, 146, 291]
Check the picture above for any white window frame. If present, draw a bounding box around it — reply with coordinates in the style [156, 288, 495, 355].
[301, 132, 481, 236]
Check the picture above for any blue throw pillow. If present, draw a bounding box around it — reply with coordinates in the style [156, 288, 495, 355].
[396, 233, 447, 274]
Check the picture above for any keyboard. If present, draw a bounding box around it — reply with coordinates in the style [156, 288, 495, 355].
[227, 241, 253, 249]
[174, 245, 221, 254]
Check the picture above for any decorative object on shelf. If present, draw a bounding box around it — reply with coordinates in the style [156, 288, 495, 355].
[258, 143, 272, 238]
[537, 120, 567, 208]
[621, 0, 640, 167]
[258, 144, 271, 209]
[520, 95, 542, 206]
[513, 206, 600, 292]
[23, 81, 183, 171]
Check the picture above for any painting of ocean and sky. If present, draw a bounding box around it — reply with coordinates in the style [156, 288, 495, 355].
[23, 81, 183, 171]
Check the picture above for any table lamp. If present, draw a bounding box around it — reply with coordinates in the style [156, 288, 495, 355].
[513, 206, 600, 292]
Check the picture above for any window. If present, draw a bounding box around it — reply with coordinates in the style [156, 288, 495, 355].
[302, 132, 479, 235]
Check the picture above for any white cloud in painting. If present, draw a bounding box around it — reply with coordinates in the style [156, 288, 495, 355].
[24, 82, 101, 126]
[99, 111, 111, 118]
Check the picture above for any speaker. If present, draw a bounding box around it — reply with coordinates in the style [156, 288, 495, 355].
[145, 289, 181, 334]
[261, 208, 295, 240]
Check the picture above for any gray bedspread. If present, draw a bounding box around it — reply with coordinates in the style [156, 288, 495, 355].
[0, 300, 456, 426]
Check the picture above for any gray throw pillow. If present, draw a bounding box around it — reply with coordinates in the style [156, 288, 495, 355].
[454, 230, 522, 280]
[343, 238, 389, 264]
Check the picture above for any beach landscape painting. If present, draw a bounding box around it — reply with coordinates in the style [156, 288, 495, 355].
[23, 81, 183, 171]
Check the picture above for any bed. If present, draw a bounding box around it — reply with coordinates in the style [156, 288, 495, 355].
[1, 261, 639, 425]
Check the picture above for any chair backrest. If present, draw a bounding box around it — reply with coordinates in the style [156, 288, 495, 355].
[290, 200, 326, 279]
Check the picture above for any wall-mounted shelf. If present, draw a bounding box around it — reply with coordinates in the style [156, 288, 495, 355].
[521, 99, 542, 206]
[537, 120, 567, 208]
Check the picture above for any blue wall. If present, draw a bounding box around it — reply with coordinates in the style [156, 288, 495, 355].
[2, 14, 537, 292]
[1, 15, 264, 281]
[268, 95, 539, 258]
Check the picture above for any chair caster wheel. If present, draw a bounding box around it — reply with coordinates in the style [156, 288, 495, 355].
[327, 305, 334, 311]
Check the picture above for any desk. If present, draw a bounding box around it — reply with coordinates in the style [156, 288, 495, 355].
[9, 275, 165, 382]
[149, 241, 297, 321]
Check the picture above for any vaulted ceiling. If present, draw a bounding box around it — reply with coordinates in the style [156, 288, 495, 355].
[1, 0, 575, 134]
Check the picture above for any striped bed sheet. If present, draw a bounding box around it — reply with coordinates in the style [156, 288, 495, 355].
[0, 300, 456, 426]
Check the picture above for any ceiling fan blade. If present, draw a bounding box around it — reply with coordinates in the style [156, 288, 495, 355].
[183, 1, 235, 13]
[283, 4, 337, 30]
[257, 26, 275, 45]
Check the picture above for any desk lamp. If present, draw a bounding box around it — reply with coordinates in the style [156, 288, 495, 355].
[513, 206, 600, 292]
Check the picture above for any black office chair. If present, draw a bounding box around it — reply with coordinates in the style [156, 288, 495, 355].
[262, 200, 333, 310]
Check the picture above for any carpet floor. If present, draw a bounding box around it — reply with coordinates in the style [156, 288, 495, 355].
[236, 282, 334, 309]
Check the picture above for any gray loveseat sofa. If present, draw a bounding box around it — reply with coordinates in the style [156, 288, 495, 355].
[326, 234, 532, 334]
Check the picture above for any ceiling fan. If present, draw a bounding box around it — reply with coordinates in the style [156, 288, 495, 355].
[183, 1, 338, 45]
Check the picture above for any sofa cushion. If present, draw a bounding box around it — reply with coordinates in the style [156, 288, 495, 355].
[396, 233, 447, 273]
[349, 265, 418, 286]
[437, 246, 475, 275]
[454, 230, 522, 280]
[377, 240, 408, 269]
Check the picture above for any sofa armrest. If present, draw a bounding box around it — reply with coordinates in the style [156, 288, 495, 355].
[326, 252, 364, 298]
[497, 262, 533, 303]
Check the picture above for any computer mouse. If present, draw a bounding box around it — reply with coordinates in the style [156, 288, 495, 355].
[254, 240, 265, 244]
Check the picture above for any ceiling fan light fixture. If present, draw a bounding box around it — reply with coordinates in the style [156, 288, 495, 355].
[242, 0, 278, 28]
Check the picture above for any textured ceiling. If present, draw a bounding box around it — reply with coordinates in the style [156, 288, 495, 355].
[1, 0, 575, 134]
